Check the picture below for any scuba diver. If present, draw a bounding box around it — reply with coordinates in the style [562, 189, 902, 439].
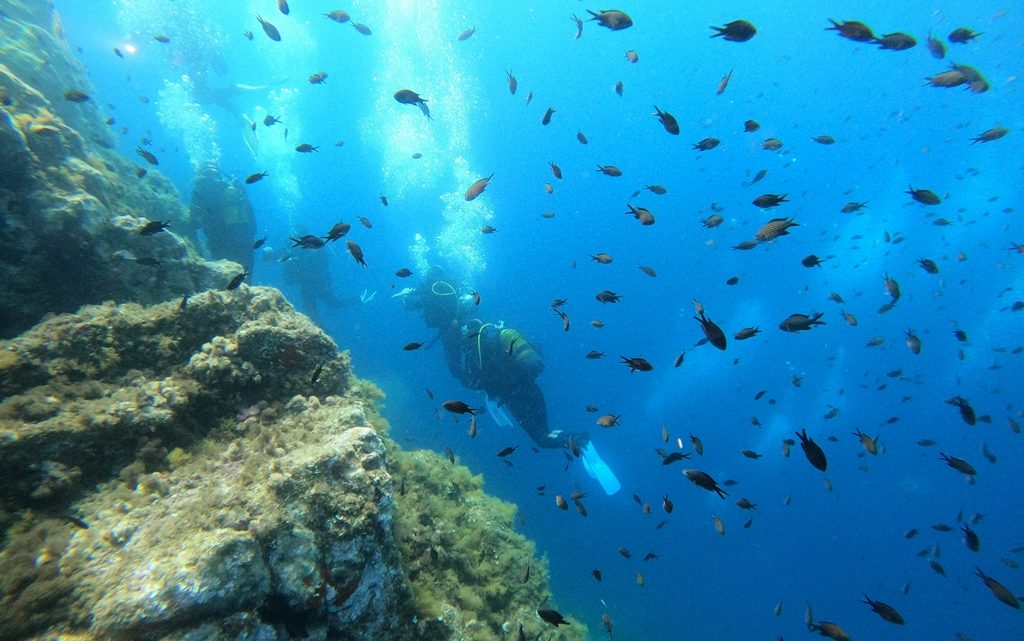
[401, 267, 620, 494]
[280, 245, 374, 324]
[186, 162, 257, 272]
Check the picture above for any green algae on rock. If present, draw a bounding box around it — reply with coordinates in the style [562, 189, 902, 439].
[389, 447, 588, 641]
[0, 286, 349, 518]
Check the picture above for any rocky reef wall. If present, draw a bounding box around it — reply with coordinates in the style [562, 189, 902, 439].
[0, 0, 236, 339]
[0, 287, 586, 641]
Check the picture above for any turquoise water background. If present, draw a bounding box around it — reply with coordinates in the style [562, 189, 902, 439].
[55, 1, 1023, 639]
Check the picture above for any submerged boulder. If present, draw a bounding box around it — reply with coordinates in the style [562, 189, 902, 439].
[0, 4, 235, 338]
[0, 286, 586, 641]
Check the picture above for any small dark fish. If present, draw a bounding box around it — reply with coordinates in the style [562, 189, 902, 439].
[662, 451, 690, 465]
[323, 222, 351, 242]
[939, 452, 976, 476]
[597, 165, 622, 176]
[442, 400, 478, 415]
[614, 80, 624, 96]
[710, 19, 756, 42]
[826, 18, 875, 42]
[743, 119, 761, 132]
[753, 193, 788, 208]
[380, 195, 389, 206]
[962, 524, 981, 552]
[592, 569, 602, 582]
[907, 186, 941, 205]
[395, 268, 413, 278]
[445, 447, 455, 464]
[308, 71, 328, 84]
[346, 240, 367, 267]
[542, 107, 555, 126]
[779, 312, 825, 332]
[945, 396, 977, 426]
[403, 342, 425, 351]
[975, 567, 1021, 609]
[139, 220, 171, 235]
[621, 356, 653, 372]
[693, 300, 726, 350]
[926, 33, 946, 58]
[226, 269, 250, 291]
[324, 10, 351, 23]
[801, 255, 825, 268]
[136, 147, 159, 165]
[295, 143, 318, 153]
[538, 609, 570, 626]
[65, 515, 89, 529]
[257, 15, 282, 41]
[352, 22, 372, 36]
[394, 89, 431, 119]
[684, 469, 727, 498]
[245, 171, 268, 184]
[862, 595, 905, 624]
[292, 235, 326, 249]
[673, 351, 686, 367]
[179, 293, 189, 311]
[311, 361, 326, 384]
[653, 106, 679, 135]
[587, 9, 633, 31]
[243, 30, 253, 40]
[572, 14, 584, 39]
[577, 130, 589, 144]
[497, 445, 518, 458]
[64, 89, 90, 102]
[796, 428, 828, 471]
[748, 169, 768, 185]
[971, 127, 1009, 144]
[693, 137, 720, 151]
[277, 0, 290, 15]
[457, 27, 476, 41]
[251, 236, 267, 250]
[949, 27, 982, 43]
[874, 32, 916, 50]
[506, 70, 518, 95]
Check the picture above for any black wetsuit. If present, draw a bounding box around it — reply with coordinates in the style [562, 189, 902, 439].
[446, 320, 557, 448]
[408, 275, 574, 450]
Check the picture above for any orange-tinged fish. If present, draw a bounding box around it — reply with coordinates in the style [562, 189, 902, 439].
[465, 174, 493, 201]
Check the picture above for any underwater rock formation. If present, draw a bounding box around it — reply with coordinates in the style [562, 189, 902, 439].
[0, 1, 236, 338]
[390, 448, 587, 641]
[0, 286, 584, 641]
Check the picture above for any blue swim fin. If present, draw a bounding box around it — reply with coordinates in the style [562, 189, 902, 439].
[485, 393, 514, 428]
[581, 441, 621, 495]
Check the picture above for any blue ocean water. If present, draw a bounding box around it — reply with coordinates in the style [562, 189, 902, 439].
[55, 1, 1023, 639]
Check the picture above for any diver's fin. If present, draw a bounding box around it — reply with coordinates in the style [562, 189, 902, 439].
[581, 441, 621, 495]
[485, 393, 514, 428]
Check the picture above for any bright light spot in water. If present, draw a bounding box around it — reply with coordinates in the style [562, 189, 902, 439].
[123, 43, 137, 54]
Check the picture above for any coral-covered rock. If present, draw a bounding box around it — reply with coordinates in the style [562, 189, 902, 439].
[0, 6, 236, 338]
[0, 283, 587, 641]
[0, 286, 349, 514]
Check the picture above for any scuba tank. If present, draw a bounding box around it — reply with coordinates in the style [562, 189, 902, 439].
[475, 324, 544, 380]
